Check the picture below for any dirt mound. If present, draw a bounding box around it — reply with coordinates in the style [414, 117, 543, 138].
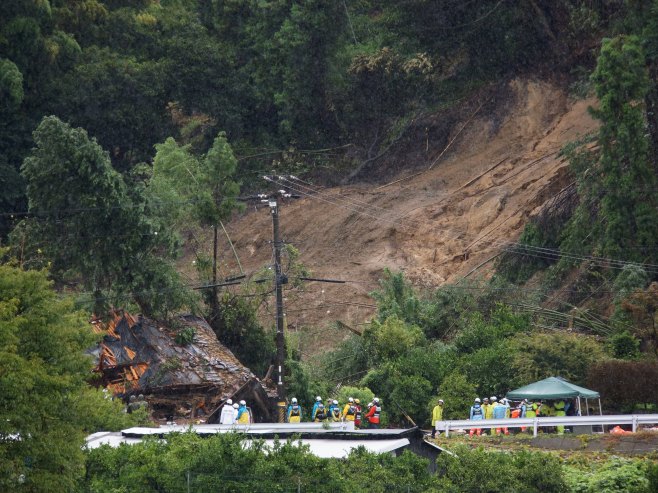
[213, 79, 599, 355]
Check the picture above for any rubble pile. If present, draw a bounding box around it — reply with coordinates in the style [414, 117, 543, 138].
[89, 311, 276, 422]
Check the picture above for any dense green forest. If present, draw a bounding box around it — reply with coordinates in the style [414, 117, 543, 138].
[3, 0, 658, 491]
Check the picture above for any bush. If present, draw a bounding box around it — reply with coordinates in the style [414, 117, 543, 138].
[508, 332, 607, 388]
[587, 360, 658, 412]
[437, 372, 477, 420]
[437, 446, 568, 492]
[175, 327, 195, 345]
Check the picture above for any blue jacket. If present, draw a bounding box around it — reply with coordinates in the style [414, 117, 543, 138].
[287, 404, 302, 420]
[492, 403, 508, 419]
[237, 405, 249, 423]
[470, 404, 484, 420]
[311, 402, 321, 420]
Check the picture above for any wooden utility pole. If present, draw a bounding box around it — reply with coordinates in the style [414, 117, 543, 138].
[268, 197, 287, 418]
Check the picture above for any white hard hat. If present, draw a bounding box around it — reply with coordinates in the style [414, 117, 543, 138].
[316, 396, 322, 401]
[491, 396, 497, 402]
[348, 397, 354, 402]
[240, 400, 246, 405]
[373, 397, 380, 403]
[227, 399, 233, 405]
[333, 399, 338, 405]
[232, 403, 239, 409]
[291, 397, 298, 404]
[439, 399, 444, 403]
[475, 398, 481, 403]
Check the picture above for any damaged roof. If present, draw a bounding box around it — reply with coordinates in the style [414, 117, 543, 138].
[89, 312, 266, 398]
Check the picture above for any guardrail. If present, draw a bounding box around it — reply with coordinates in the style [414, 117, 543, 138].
[435, 414, 658, 437]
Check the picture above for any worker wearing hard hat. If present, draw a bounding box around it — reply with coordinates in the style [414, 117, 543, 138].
[237, 400, 250, 424]
[342, 397, 357, 422]
[314, 403, 327, 422]
[354, 399, 363, 428]
[469, 398, 484, 437]
[231, 403, 239, 424]
[329, 399, 342, 422]
[487, 396, 498, 434]
[311, 396, 323, 421]
[493, 398, 510, 435]
[287, 397, 302, 423]
[366, 397, 381, 429]
[219, 399, 234, 425]
[431, 399, 444, 438]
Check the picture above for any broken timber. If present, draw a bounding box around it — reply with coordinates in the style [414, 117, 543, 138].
[90, 311, 276, 422]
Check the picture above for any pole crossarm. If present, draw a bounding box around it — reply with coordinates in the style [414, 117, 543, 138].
[435, 414, 658, 437]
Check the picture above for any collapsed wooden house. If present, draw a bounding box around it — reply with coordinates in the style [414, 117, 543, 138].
[89, 312, 276, 422]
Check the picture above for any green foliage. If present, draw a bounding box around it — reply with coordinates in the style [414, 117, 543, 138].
[437, 446, 568, 492]
[607, 330, 641, 359]
[335, 386, 374, 410]
[0, 258, 134, 492]
[437, 372, 477, 420]
[508, 332, 607, 387]
[15, 116, 192, 318]
[0, 58, 23, 109]
[362, 316, 426, 362]
[613, 265, 649, 303]
[559, 35, 658, 272]
[565, 458, 650, 493]
[454, 305, 529, 354]
[83, 432, 441, 491]
[174, 327, 195, 346]
[210, 294, 274, 377]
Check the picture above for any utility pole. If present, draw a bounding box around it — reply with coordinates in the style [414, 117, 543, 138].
[268, 196, 287, 420]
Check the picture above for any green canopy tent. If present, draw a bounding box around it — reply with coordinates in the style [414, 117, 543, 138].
[506, 377, 601, 416]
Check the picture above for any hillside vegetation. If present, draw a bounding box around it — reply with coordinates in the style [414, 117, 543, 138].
[2, 1, 658, 490]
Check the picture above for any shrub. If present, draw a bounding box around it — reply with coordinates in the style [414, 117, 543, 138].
[587, 360, 658, 412]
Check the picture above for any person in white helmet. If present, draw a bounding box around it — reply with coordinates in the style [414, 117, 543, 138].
[287, 397, 302, 423]
[342, 397, 357, 423]
[488, 396, 498, 435]
[219, 398, 234, 425]
[365, 397, 381, 428]
[311, 396, 322, 421]
[469, 398, 484, 437]
[231, 403, 239, 424]
[329, 399, 341, 421]
[431, 399, 444, 438]
[237, 399, 250, 424]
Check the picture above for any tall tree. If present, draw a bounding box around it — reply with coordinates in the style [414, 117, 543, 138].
[558, 35, 658, 271]
[149, 132, 241, 324]
[0, 256, 132, 492]
[17, 116, 190, 317]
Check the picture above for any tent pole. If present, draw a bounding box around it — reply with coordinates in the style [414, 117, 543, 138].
[598, 398, 602, 416]
[577, 396, 582, 417]
[585, 398, 589, 416]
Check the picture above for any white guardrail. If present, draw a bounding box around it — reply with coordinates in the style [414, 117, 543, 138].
[435, 414, 658, 437]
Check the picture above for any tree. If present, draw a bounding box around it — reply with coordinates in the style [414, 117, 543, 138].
[508, 332, 607, 387]
[17, 116, 190, 318]
[149, 132, 241, 326]
[0, 256, 134, 492]
[561, 35, 658, 265]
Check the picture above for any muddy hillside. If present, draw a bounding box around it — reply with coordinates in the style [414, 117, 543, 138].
[213, 79, 598, 351]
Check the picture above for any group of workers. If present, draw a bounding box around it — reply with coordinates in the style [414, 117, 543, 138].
[431, 396, 573, 437]
[218, 396, 383, 427]
[294, 396, 382, 428]
[218, 399, 253, 425]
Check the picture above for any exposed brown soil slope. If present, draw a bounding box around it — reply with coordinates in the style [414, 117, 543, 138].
[213, 79, 599, 354]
